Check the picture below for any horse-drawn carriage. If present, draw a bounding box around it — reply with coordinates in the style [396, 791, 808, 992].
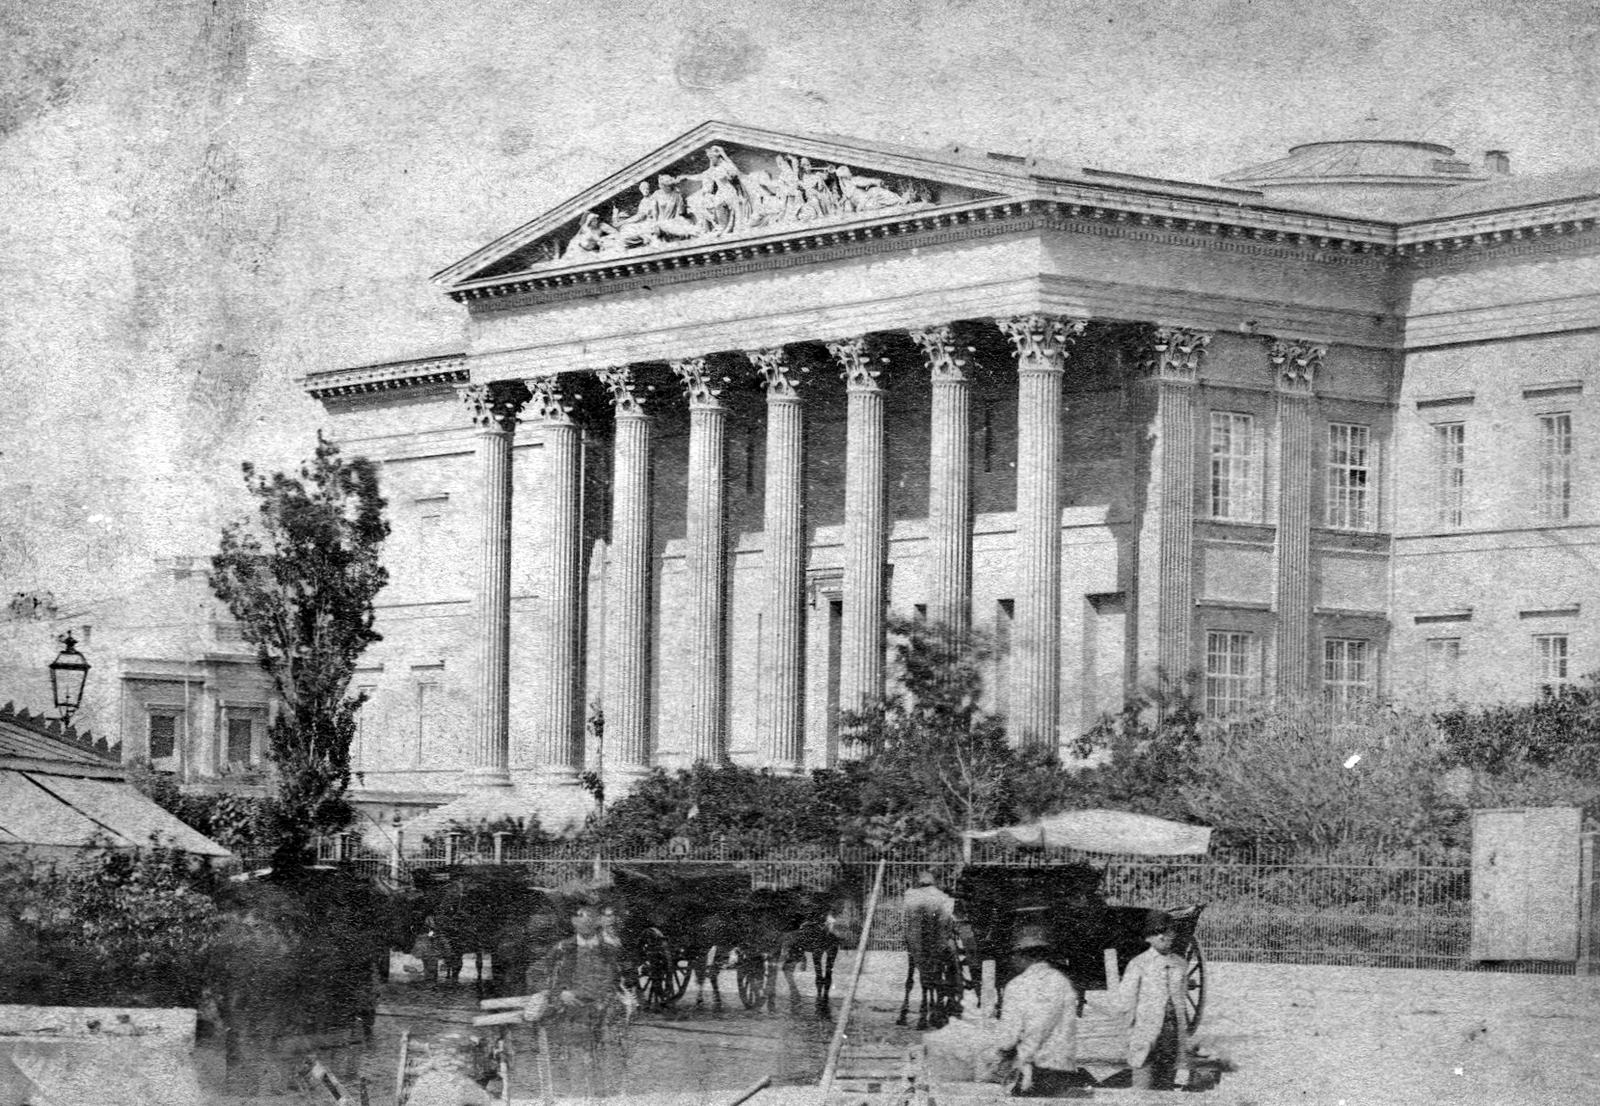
[609, 863, 851, 1013]
[941, 811, 1212, 1028]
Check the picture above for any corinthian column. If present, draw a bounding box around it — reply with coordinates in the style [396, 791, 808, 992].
[746, 346, 807, 771]
[458, 379, 531, 787]
[671, 357, 729, 764]
[1133, 328, 1209, 685]
[529, 376, 584, 774]
[1271, 340, 1324, 698]
[598, 366, 653, 770]
[829, 336, 887, 716]
[997, 315, 1086, 748]
[912, 325, 972, 639]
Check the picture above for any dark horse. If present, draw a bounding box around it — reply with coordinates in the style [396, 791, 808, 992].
[411, 866, 562, 997]
[896, 882, 964, 1030]
[740, 882, 854, 1016]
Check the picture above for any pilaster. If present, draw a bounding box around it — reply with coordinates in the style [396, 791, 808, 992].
[747, 346, 808, 771]
[458, 379, 531, 787]
[1270, 340, 1325, 698]
[997, 314, 1087, 749]
[912, 324, 973, 640]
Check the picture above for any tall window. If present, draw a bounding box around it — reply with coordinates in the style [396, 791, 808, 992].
[225, 716, 255, 768]
[1210, 413, 1259, 521]
[1538, 413, 1573, 523]
[353, 684, 377, 771]
[1433, 422, 1466, 528]
[1425, 638, 1462, 702]
[148, 714, 177, 761]
[1205, 631, 1255, 716]
[415, 681, 438, 766]
[1535, 634, 1571, 694]
[1323, 639, 1374, 707]
[1326, 423, 1373, 530]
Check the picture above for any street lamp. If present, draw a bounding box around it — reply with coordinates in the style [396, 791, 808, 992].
[49, 631, 91, 723]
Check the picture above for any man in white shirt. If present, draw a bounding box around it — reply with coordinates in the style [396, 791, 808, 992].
[1118, 910, 1192, 1090]
[995, 926, 1079, 1096]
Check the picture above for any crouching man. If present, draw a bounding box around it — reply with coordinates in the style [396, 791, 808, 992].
[1118, 910, 1192, 1090]
[994, 926, 1079, 1096]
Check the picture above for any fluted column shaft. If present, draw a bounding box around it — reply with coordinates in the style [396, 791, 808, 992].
[600, 367, 652, 769]
[914, 326, 972, 639]
[672, 358, 729, 764]
[1133, 329, 1209, 684]
[1272, 342, 1324, 698]
[999, 316, 1085, 748]
[459, 380, 530, 787]
[748, 348, 806, 771]
[831, 337, 887, 714]
[530, 378, 583, 772]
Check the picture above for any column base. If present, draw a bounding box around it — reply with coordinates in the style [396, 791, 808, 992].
[460, 765, 515, 789]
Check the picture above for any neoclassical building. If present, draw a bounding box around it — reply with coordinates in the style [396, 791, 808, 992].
[301, 122, 1600, 821]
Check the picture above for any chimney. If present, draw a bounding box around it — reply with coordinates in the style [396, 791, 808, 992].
[1484, 150, 1511, 175]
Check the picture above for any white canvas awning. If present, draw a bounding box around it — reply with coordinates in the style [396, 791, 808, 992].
[0, 769, 231, 857]
[964, 810, 1212, 856]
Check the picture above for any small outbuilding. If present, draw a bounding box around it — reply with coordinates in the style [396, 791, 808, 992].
[0, 702, 230, 862]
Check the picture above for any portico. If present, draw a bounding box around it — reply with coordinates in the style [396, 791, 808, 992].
[302, 120, 1406, 825]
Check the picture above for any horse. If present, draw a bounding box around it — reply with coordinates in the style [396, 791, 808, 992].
[897, 879, 964, 1029]
[740, 883, 854, 1016]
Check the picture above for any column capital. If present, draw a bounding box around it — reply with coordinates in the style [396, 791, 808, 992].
[997, 314, 1088, 369]
[910, 324, 970, 383]
[458, 380, 531, 432]
[527, 375, 583, 426]
[1269, 339, 1325, 396]
[598, 365, 651, 416]
[745, 346, 809, 398]
[827, 336, 883, 392]
[670, 357, 727, 409]
[1139, 326, 1212, 383]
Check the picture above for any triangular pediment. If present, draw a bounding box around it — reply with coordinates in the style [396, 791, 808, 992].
[433, 122, 1023, 291]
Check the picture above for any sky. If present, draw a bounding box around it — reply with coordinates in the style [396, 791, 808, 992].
[4, 0, 1600, 611]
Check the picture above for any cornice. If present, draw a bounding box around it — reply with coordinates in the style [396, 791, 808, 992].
[301, 354, 468, 400]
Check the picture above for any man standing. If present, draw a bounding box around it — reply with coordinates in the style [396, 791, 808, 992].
[995, 926, 1079, 1096]
[900, 870, 961, 1027]
[1118, 910, 1192, 1090]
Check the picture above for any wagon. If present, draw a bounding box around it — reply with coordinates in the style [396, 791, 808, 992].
[957, 811, 1213, 1029]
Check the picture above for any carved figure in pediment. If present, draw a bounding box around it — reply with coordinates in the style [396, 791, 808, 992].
[835, 164, 907, 212]
[797, 157, 841, 219]
[682, 145, 752, 235]
[613, 176, 699, 249]
[564, 211, 620, 260]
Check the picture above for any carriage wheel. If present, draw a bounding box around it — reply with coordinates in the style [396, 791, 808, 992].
[1184, 938, 1206, 1031]
[638, 934, 689, 1009]
[736, 955, 767, 1010]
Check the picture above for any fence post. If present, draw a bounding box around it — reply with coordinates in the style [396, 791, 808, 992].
[493, 832, 506, 865]
[445, 832, 458, 867]
[391, 829, 404, 881]
[1580, 831, 1598, 976]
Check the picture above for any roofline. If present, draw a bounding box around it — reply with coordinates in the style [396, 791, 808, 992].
[1287, 139, 1459, 156]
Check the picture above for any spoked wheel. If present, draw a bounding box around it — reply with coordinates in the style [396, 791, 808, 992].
[1184, 937, 1206, 1031]
[736, 953, 768, 1010]
[638, 933, 690, 1009]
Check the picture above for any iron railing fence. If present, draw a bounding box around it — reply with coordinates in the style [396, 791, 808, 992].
[295, 836, 1514, 970]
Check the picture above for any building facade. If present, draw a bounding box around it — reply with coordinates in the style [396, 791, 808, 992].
[299, 123, 1600, 821]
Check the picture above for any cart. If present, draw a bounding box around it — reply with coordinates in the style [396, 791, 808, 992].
[957, 811, 1212, 1028]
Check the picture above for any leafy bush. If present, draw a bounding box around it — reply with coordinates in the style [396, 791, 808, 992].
[124, 757, 276, 850]
[0, 839, 222, 1007]
[1178, 700, 1466, 853]
[1435, 675, 1600, 778]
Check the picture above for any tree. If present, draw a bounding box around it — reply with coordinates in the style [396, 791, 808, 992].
[209, 433, 389, 869]
[840, 617, 1056, 850]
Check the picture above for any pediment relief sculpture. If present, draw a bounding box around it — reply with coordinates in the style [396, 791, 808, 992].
[555, 145, 944, 265]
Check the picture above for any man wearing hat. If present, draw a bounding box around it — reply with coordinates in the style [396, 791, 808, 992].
[1117, 910, 1192, 1089]
[899, 870, 961, 1027]
[994, 926, 1078, 1096]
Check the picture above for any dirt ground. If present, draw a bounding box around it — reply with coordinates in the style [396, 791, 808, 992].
[179, 951, 1600, 1106]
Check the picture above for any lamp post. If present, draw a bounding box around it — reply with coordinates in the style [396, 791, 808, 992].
[49, 630, 91, 724]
